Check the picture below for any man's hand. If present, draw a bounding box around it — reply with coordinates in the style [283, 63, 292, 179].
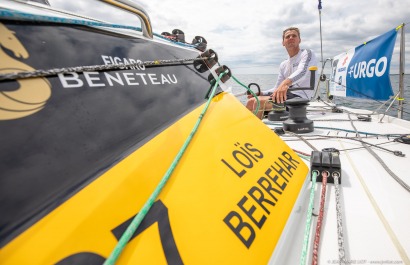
[272, 79, 292, 103]
[272, 84, 288, 103]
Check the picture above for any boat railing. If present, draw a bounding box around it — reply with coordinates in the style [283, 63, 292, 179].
[100, 0, 153, 39]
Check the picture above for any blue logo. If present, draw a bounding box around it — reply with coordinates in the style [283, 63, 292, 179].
[345, 28, 397, 100]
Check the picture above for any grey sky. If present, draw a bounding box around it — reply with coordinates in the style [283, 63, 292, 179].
[142, 0, 409, 74]
[48, 0, 410, 74]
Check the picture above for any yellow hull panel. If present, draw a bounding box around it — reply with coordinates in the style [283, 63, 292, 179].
[0, 93, 308, 264]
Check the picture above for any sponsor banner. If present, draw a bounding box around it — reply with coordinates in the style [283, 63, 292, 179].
[330, 28, 397, 100]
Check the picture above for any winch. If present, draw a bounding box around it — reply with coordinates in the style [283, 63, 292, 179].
[283, 98, 314, 133]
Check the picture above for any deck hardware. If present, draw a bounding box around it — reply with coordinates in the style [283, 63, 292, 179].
[310, 150, 342, 184]
[283, 98, 314, 133]
[194, 49, 218, 73]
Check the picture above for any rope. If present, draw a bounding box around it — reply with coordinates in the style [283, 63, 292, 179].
[333, 172, 347, 265]
[327, 84, 410, 117]
[0, 57, 207, 81]
[293, 149, 312, 157]
[300, 170, 318, 265]
[317, 0, 324, 66]
[287, 131, 319, 152]
[347, 114, 410, 192]
[312, 0, 330, 99]
[266, 121, 405, 138]
[231, 75, 260, 115]
[340, 141, 410, 264]
[312, 171, 328, 265]
[282, 134, 405, 157]
[305, 125, 404, 138]
[102, 70, 228, 265]
[309, 118, 347, 122]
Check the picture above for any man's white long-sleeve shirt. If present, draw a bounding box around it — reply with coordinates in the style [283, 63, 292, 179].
[263, 49, 318, 99]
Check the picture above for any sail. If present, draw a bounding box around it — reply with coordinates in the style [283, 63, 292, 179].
[330, 28, 398, 100]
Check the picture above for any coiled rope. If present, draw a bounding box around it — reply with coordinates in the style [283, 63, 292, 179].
[103, 70, 228, 265]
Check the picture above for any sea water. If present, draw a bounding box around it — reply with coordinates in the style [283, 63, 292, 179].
[226, 74, 410, 121]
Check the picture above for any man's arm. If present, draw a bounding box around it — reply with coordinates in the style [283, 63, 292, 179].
[287, 49, 314, 87]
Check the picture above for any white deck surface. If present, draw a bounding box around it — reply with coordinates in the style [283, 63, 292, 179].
[267, 101, 410, 264]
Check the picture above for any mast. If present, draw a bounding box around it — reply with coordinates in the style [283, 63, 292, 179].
[318, 0, 324, 67]
[313, 0, 324, 99]
[398, 23, 405, 119]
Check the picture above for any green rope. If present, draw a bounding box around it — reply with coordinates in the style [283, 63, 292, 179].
[231, 75, 260, 115]
[300, 170, 318, 265]
[103, 70, 228, 265]
[297, 154, 311, 162]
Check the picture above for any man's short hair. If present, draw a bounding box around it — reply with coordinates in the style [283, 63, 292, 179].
[282, 27, 300, 40]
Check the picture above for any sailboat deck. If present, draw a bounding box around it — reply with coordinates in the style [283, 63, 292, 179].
[267, 101, 410, 264]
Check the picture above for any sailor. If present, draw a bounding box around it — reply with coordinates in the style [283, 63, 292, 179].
[246, 27, 318, 119]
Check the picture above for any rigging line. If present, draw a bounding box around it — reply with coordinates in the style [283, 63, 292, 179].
[231, 75, 261, 115]
[152, 32, 202, 48]
[379, 92, 401, 122]
[0, 57, 208, 81]
[296, 139, 398, 153]
[284, 131, 318, 152]
[314, 96, 410, 119]
[306, 126, 404, 138]
[339, 139, 410, 264]
[300, 170, 319, 265]
[328, 82, 410, 116]
[311, 118, 367, 122]
[312, 171, 328, 265]
[335, 142, 395, 152]
[293, 149, 312, 157]
[265, 121, 406, 138]
[103, 70, 228, 265]
[315, 97, 377, 116]
[297, 153, 311, 162]
[347, 113, 410, 192]
[333, 172, 347, 265]
[315, 98, 342, 110]
[312, 0, 330, 100]
[285, 137, 398, 147]
[284, 134, 405, 156]
[317, 0, 324, 68]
